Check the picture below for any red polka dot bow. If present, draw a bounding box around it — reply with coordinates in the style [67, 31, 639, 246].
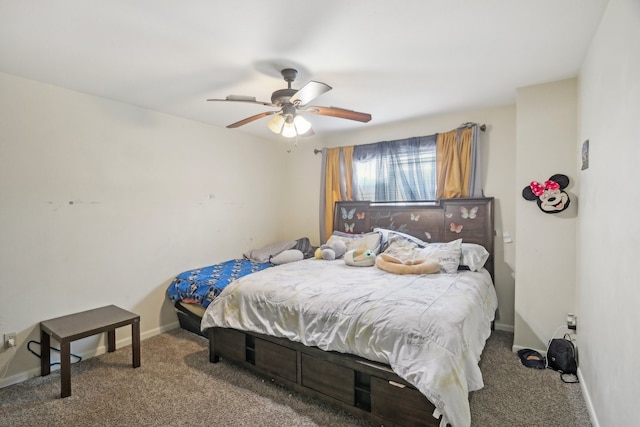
[530, 180, 560, 196]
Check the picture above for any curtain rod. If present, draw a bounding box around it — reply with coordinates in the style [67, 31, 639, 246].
[313, 123, 486, 154]
[459, 122, 486, 131]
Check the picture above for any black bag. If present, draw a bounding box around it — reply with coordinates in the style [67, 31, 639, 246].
[547, 334, 579, 383]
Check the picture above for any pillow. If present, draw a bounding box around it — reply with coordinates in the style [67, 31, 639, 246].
[374, 228, 427, 252]
[327, 231, 382, 254]
[417, 239, 462, 274]
[293, 237, 317, 259]
[381, 234, 425, 261]
[460, 243, 490, 271]
[243, 240, 297, 262]
[270, 249, 304, 265]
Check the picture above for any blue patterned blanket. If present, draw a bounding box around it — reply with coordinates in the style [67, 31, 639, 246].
[167, 259, 272, 308]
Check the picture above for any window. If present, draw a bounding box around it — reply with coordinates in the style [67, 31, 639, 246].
[352, 136, 437, 202]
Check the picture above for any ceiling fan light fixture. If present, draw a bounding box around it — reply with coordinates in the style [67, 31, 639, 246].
[293, 115, 311, 135]
[267, 114, 285, 134]
[281, 120, 297, 138]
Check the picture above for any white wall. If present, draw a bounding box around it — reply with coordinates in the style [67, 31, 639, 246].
[577, 0, 640, 425]
[513, 79, 578, 351]
[0, 72, 288, 386]
[286, 106, 517, 331]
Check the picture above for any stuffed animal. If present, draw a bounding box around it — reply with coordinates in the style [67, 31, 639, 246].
[344, 249, 376, 267]
[522, 173, 571, 214]
[375, 253, 440, 275]
[314, 239, 347, 260]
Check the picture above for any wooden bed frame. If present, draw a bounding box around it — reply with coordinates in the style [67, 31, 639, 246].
[205, 197, 495, 427]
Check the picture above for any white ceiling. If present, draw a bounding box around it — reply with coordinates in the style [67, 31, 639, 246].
[0, 0, 608, 142]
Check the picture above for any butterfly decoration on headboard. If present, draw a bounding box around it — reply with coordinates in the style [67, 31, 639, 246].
[461, 206, 478, 219]
[341, 207, 356, 220]
[344, 223, 355, 232]
[410, 213, 420, 221]
[450, 223, 463, 233]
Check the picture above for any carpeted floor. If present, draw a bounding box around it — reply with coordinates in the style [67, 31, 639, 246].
[0, 328, 591, 427]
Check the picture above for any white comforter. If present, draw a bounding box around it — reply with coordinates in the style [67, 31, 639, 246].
[201, 258, 498, 427]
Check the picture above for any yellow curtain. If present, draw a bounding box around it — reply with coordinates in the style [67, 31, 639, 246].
[436, 127, 472, 198]
[323, 146, 353, 241]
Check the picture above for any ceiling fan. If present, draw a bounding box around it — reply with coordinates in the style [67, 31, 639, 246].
[207, 68, 372, 138]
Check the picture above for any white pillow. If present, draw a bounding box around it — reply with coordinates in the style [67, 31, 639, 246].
[374, 228, 427, 251]
[270, 249, 304, 265]
[328, 231, 382, 254]
[417, 239, 462, 274]
[460, 243, 490, 271]
[382, 234, 424, 261]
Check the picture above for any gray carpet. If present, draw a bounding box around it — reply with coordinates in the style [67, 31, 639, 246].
[0, 328, 591, 427]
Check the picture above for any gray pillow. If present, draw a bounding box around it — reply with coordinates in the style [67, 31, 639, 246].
[243, 240, 296, 262]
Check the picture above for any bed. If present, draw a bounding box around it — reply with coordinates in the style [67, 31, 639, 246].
[198, 197, 497, 427]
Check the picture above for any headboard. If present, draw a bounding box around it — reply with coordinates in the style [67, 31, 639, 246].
[334, 197, 495, 279]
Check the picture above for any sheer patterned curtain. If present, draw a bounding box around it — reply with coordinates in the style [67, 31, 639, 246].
[352, 136, 437, 201]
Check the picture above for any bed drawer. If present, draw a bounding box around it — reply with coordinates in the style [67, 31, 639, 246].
[301, 353, 355, 405]
[371, 376, 434, 426]
[254, 338, 297, 382]
[213, 328, 247, 362]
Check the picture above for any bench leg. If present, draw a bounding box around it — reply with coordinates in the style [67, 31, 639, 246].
[40, 329, 51, 376]
[107, 329, 116, 352]
[132, 319, 140, 368]
[60, 340, 71, 398]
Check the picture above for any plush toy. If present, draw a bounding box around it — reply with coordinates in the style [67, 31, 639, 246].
[344, 249, 376, 267]
[375, 253, 440, 275]
[314, 239, 347, 260]
[522, 173, 571, 214]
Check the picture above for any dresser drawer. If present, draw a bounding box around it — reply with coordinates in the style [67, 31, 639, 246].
[301, 353, 355, 405]
[371, 376, 434, 426]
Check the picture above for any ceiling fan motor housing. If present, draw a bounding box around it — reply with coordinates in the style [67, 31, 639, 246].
[271, 88, 298, 106]
[271, 68, 300, 106]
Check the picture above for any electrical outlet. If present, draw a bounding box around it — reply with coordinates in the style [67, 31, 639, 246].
[4, 332, 16, 348]
[567, 313, 577, 331]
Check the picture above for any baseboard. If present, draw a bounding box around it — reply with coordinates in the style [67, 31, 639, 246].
[577, 366, 599, 427]
[0, 321, 181, 389]
[511, 343, 548, 355]
[494, 322, 514, 333]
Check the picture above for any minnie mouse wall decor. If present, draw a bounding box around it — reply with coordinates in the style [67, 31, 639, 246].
[522, 174, 571, 214]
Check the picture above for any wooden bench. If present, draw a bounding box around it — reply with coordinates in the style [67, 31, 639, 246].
[40, 305, 140, 397]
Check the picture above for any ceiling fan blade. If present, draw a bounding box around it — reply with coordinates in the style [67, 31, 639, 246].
[227, 111, 279, 128]
[207, 95, 276, 107]
[290, 81, 332, 106]
[305, 106, 372, 123]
